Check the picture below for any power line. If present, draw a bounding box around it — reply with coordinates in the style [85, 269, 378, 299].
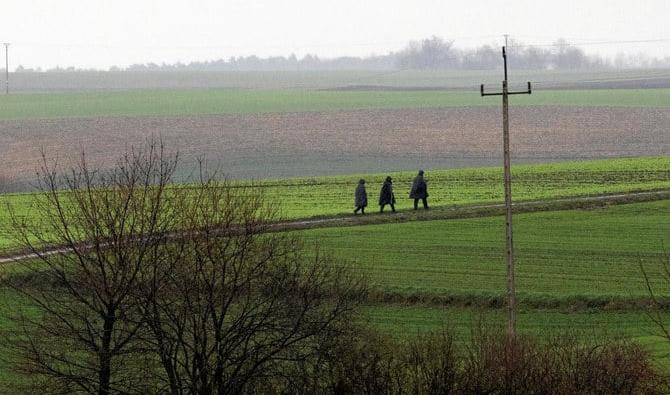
[15, 40, 413, 52]
[17, 36, 670, 52]
[509, 38, 670, 48]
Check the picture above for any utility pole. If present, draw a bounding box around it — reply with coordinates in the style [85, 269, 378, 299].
[3, 43, 9, 95]
[480, 47, 531, 337]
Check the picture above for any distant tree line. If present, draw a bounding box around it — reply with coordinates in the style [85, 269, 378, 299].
[10, 36, 670, 73]
[120, 37, 670, 71]
[124, 53, 397, 72]
[396, 37, 611, 70]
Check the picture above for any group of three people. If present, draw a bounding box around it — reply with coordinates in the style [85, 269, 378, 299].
[354, 170, 429, 214]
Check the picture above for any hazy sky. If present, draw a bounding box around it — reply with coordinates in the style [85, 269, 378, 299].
[2, 0, 670, 69]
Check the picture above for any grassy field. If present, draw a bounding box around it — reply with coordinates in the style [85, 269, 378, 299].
[257, 156, 670, 218]
[9, 69, 670, 93]
[4, 194, 669, 385]
[1, 88, 670, 120]
[301, 199, 670, 303]
[1, 174, 669, 384]
[1, 157, 668, 251]
[366, 305, 664, 339]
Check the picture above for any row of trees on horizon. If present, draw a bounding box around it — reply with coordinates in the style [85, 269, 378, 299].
[9, 36, 670, 73]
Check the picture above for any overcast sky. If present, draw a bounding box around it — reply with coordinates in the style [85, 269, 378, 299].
[2, 0, 670, 69]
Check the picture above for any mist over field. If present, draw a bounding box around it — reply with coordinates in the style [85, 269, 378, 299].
[12, 35, 670, 74]
[3, 69, 670, 93]
[1, 30, 669, 95]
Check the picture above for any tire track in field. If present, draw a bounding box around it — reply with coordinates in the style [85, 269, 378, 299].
[0, 190, 668, 265]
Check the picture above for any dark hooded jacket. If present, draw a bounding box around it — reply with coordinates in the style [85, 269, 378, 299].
[355, 180, 367, 207]
[410, 172, 428, 199]
[379, 177, 395, 205]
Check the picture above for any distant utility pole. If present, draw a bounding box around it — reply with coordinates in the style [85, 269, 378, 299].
[480, 47, 531, 337]
[3, 43, 9, 95]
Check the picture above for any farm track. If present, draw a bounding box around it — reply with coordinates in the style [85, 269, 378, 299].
[1, 189, 668, 265]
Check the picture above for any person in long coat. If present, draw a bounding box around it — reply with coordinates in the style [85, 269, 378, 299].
[409, 169, 429, 210]
[354, 179, 367, 214]
[379, 176, 396, 213]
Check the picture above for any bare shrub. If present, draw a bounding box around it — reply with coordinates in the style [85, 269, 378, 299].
[316, 327, 665, 395]
[554, 337, 665, 394]
[314, 328, 399, 395]
[399, 330, 459, 394]
[460, 329, 552, 394]
[460, 329, 666, 395]
[136, 178, 368, 393]
[317, 329, 460, 395]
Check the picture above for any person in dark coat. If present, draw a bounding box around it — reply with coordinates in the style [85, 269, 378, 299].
[410, 169, 429, 210]
[354, 179, 367, 214]
[379, 176, 396, 213]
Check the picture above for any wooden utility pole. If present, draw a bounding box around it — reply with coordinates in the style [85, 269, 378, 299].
[3, 43, 9, 94]
[480, 46, 531, 337]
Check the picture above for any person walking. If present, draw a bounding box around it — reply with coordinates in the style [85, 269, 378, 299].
[379, 176, 396, 213]
[410, 169, 429, 210]
[354, 179, 367, 214]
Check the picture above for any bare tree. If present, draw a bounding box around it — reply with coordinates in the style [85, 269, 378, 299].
[397, 36, 458, 69]
[136, 174, 367, 394]
[2, 142, 367, 394]
[4, 140, 180, 394]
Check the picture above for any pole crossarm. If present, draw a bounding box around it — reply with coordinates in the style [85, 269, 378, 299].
[481, 81, 532, 96]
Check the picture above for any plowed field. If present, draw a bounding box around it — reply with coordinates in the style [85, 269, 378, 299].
[1, 105, 668, 191]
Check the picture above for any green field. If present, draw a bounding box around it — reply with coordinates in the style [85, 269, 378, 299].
[302, 199, 670, 303]
[341, 198, 670, 363]
[1, 156, 668, 251]
[2, 170, 670, 383]
[12, 69, 670, 93]
[2, 200, 670, 384]
[366, 305, 664, 339]
[257, 156, 670, 218]
[1, 88, 670, 120]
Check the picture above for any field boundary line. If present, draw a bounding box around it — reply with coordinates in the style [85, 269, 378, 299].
[1, 189, 668, 265]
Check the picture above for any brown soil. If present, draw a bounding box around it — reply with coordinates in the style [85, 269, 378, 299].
[1, 106, 668, 191]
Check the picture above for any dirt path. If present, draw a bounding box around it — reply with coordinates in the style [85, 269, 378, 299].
[1, 189, 668, 265]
